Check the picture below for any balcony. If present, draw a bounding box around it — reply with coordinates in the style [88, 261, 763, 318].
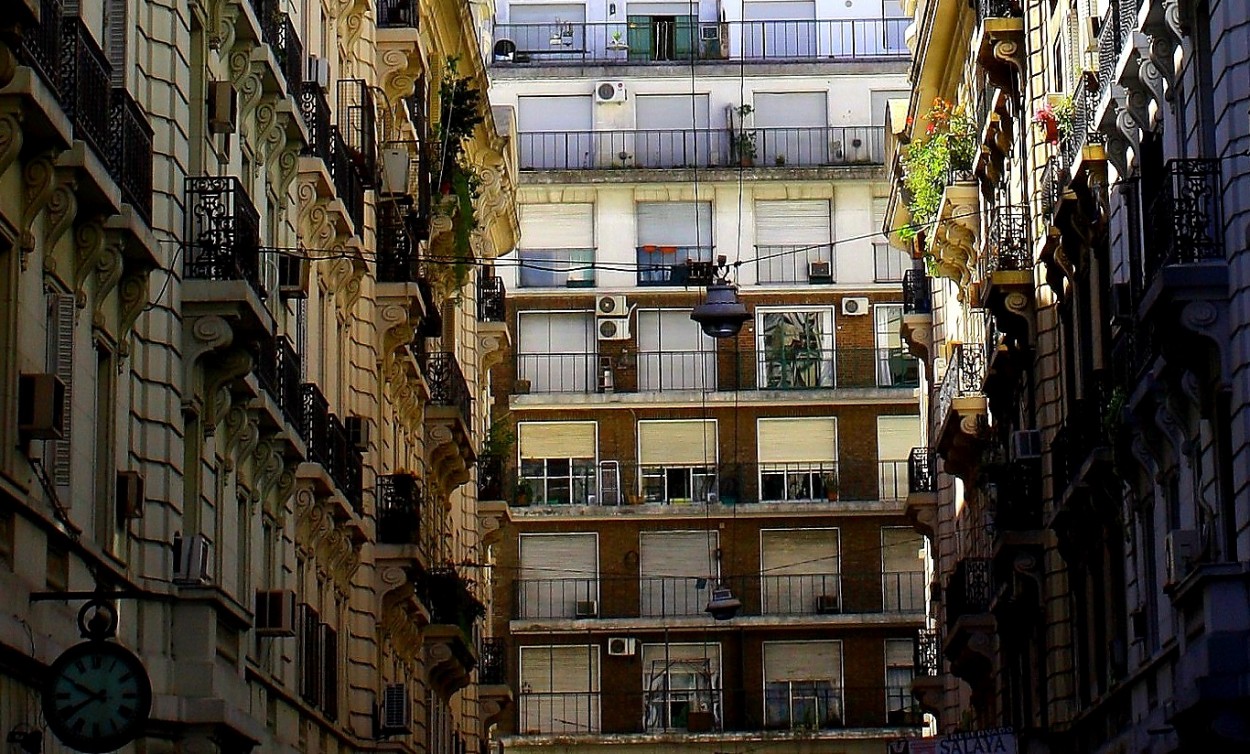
[910, 627, 945, 716]
[337, 79, 377, 185]
[900, 269, 934, 365]
[182, 176, 272, 335]
[754, 243, 835, 285]
[251, 335, 303, 431]
[420, 352, 476, 489]
[376, 473, 424, 547]
[478, 274, 506, 322]
[942, 558, 996, 686]
[636, 247, 715, 286]
[109, 89, 155, 225]
[512, 571, 925, 621]
[905, 448, 937, 538]
[518, 126, 883, 172]
[262, 7, 303, 95]
[517, 248, 596, 288]
[981, 207, 1033, 347]
[1140, 159, 1227, 320]
[477, 274, 511, 373]
[58, 14, 112, 164]
[478, 637, 513, 729]
[974, 1, 1025, 98]
[377, 200, 420, 283]
[932, 344, 988, 482]
[974, 78, 1016, 191]
[491, 17, 909, 66]
[418, 567, 483, 696]
[298, 382, 363, 516]
[377, 0, 417, 28]
[928, 174, 982, 289]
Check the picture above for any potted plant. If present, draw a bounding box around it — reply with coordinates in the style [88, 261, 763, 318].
[897, 97, 977, 252]
[823, 472, 839, 501]
[774, 154, 787, 166]
[732, 104, 756, 166]
[1035, 94, 1074, 146]
[607, 30, 628, 51]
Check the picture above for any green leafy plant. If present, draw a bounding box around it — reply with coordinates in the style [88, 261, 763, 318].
[898, 97, 977, 245]
[732, 104, 756, 163]
[1035, 94, 1074, 145]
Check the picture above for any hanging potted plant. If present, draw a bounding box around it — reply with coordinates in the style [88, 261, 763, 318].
[607, 30, 629, 51]
[731, 104, 756, 166]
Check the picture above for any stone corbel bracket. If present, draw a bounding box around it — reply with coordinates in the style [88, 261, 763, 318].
[41, 168, 79, 282]
[976, 17, 1025, 98]
[930, 182, 981, 292]
[19, 151, 59, 269]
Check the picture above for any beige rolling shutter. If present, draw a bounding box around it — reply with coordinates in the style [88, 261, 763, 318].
[47, 293, 75, 489]
[755, 200, 831, 245]
[881, 528, 924, 572]
[877, 414, 920, 499]
[640, 642, 721, 668]
[882, 527, 925, 612]
[520, 204, 595, 248]
[639, 531, 718, 617]
[519, 645, 601, 734]
[518, 421, 597, 459]
[638, 420, 717, 465]
[763, 641, 842, 682]
[757, 418, 837, 464]
[519, 533, 598, 619]
[760, 529, 840, 613]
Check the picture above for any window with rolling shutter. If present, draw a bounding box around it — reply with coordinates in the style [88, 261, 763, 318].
[639, 531, 718, 617]
[519, 533, 598, 619]
[321, 624, 339, 721]
[517, 312, 596, 392]
[518, 204, 596, 287]
[637, 420, 717, 504]
[636, 202, 713, 285]
[762, 641, 843, 729]
[756, 417, 837, 501]
[635, 309, 716, 391]
[876, 415, 921, 500]
[517, 96, 593, 169]
[298, 604, 321, 706]
[881, 527, 925, 612]
[754, 200, 833, 284]
[46, 293, 75, 489]
[760, 529, 840, 614]
[518, 645, 600, 734]
[104, 0, 127, 86]
[885, 638, 916, 722]
[518, 421, 598, 505]
[756, 308, 834, 389]
[641, 643, 721, 731]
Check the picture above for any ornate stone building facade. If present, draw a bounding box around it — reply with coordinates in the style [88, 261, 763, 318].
[0, 0, 516, 751]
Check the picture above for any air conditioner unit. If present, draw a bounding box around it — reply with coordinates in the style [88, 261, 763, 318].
[596, 294, 628, 316]
[595, 81, 627, 104]
[379, 683, 412, 734]
[574, 600, 599, 618]
[278, 255, 309, 298]
[173, 532, 212, 584]
[207, 80, 237, 135]
[18, 373, 66, 440]
[607, 637, 637, 656]
[807, 260, 833, 284]
[255, 589, 297, 637]
[116, 471, 145, 520]
[306, 55, 330, 88]
[598, 317, 631, 341]
[841, 297, 870, 316]
[345, 416, 370, 451]
[815, 594, 840, 614]
[699, 24, 720, 41]
[1010, 429, 1043, 460]
[1164, 529, 1200, 588]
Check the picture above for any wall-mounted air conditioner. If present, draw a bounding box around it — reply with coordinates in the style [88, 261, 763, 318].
[255, 589, 298, 637]
[207, 81, 237, 135]
[815, 594, 840, 614]
[596, 295, 628, 316]
[574, 600, 599, 618]
[595, 81, 627, 104]
[598, 318, 631, 341]
[1164, 529, 1200, 588]
[807, 260, 833, 284]
[378, 683, 412, 735]
[1010, 430, 1042, 460]
[841, 297, 869, 316]
[173, 533, 212, 584]
[607, 637, 637, 656]
[18, 373, 66, 440]
[116, 471, 145, 520]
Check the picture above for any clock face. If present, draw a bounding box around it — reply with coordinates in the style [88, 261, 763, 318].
[42, 641, 152, 753]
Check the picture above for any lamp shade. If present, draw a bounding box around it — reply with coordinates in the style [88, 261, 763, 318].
[690, 280, 750, 339]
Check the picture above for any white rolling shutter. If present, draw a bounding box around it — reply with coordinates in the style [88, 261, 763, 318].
[520, 204, 595, 249]
[636, 95, 710, 129]
[882, 527, 925, 612]
[760, 529, 840, 613]
[517, 312, 595, 392]
[636, 202, 713, 247]
[638, 420, 718, 466]
[518, 96, 593, 132]
[743, 1, 816, 20]
[509, 5, 587, 25]
[756, 418, 837, 464]
[755, 201, 831, 246]
[635, 310, 716, 391]
[519, 533, 598, 619]
[639, 531, 718, 617]
[519, 645, 600, 734]
[763, 641, 842, 683]
[518, 422, 598, 459]
[877, 414, 920, 499]
[753, 92, 827, 128]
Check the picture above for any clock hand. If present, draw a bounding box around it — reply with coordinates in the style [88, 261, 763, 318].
[60, 692, 106, 719]
[66, 679, 104, 698]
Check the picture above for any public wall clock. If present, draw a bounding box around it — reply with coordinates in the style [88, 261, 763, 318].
[40, 600, 152, 753]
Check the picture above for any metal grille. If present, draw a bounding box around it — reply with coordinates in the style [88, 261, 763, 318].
[1145, 158, 1224, 278]
[183, 176, 263, 296]
[907, 448, 936, 493]
[420, 352, 472, 426]
[985, 207, 1031, 273]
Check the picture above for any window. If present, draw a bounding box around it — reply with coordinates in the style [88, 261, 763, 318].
[47, 292, 75, 490]
[517, 422, 598, 506]
[518, 204, 595, 287]
[885, 639, 918, 725]
[519, 645, 601, 734]
[877, 415, 921, 500]
[743, 3, 816, 58]
[642, 644, 721, 731]
[882, 527, 925, 612]
[754, 200, 833, 284]
[517, 312, 595, 392]
[874, 304, 917, 387]
[874, 242, 910, 282]
[756, 309, 834, 389]
[752, 92, 828, 165]
[636, 202, 713, 285]
[763, 641, 843, 729]
[756, 417, 838, 501]
[626, 13, 697, 62]
[518, 533, 598, 619]
[518, 96, 593, 169]
[637, 420, 718, 504]
[760, 529, 840, 614]
[639, 531, 719, 617]
[636, 309, 717, 390]
[634, 94, 714, 168]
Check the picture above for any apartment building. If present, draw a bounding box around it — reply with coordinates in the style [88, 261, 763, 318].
[481, 2, 932, 753]
[886, 0, 1250, 751]
[0, 1, 516, 752]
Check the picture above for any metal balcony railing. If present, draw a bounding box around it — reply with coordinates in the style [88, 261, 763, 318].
[636, 245, 715, 285]
[491, 18, 909, 65]
[376, 201, 418, 282]
[337, 79, 377, 185]
[517, 248, 596, 288]
[907, 448, 937, 494]
[1040, 156, 1066, 221]
[479, 638, 506, 685]
[1144, 159, 1224, 280]
[975, 0, 1024, 22]
[902, 269, 932, 314]
[990, 459, 1042, 532]
[326, 413, 363, 512]
[376, 473, 423, 545]
[477, 274, 506, 322]
[183, 176, 263, 297]
[945, 558, 993, 631]
[914, 628, 941, 676]
[330, 127, 366, 233]
[299, 82, 333, 164]
[935, 344, 986, 433]
[1060, 86, 1105, 170]
[377, 0, 418, 28]
[266, 10, 303, 94]
[109, 88, 155, 224]
[985, 207, 1031, 273]
[252, 336, 302, 429]
[420, 352, 472, 426]
[19, 0, 63, 96]
[478, 454, 506, 500]
[299, 383, 362, 512]
[1097, 2, 1124, 96]
[58, 14, 113, 161]
[754, 244, 835, 285]
[518, 126, 883, 171]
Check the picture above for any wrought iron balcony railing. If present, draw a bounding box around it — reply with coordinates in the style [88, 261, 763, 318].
[252, 335, 302, 429]
[1040, 156, 1066, 221]
[376, 201, 418, 282]
[518, 125, 884, 171]
[636, 245, 715, 286]
[109, 88, 155, 224]
[183, 176, 263, 297]
[1059, 86, 1105, 170]
[337, 79, 377, 185]
[1097, 2, 1125, 96]
[975, 0, 1024, 23]
[477, 274, 506, 322]
[934, 344, 986, 432]
[19, 0, 63, 96]
[988, 459, 1042, 532]
[479, 637, 506, 685]
[299, 82, 333, 164]
[984, 207, 1031, 273]
[754, 244, 835, 285]
[378, 0, 418, 28]
[902, 269, 931, 314]
[420, 352, 472, 426]
[478, 453, 505, 500]
[58, 14, 113, 162]
[907, 448, 937, 494]
[299, 383, 362, 512]
[299, 382, 330, 461]
[915, 628, 941, 676]
[1144, 158, 1224, 280]
[945, 558, 993, 631]
[377, 473, 423, 545]
[266, 10, 303, 94]
[491, 17, 909, 65]
[330, 126, 366, 233]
